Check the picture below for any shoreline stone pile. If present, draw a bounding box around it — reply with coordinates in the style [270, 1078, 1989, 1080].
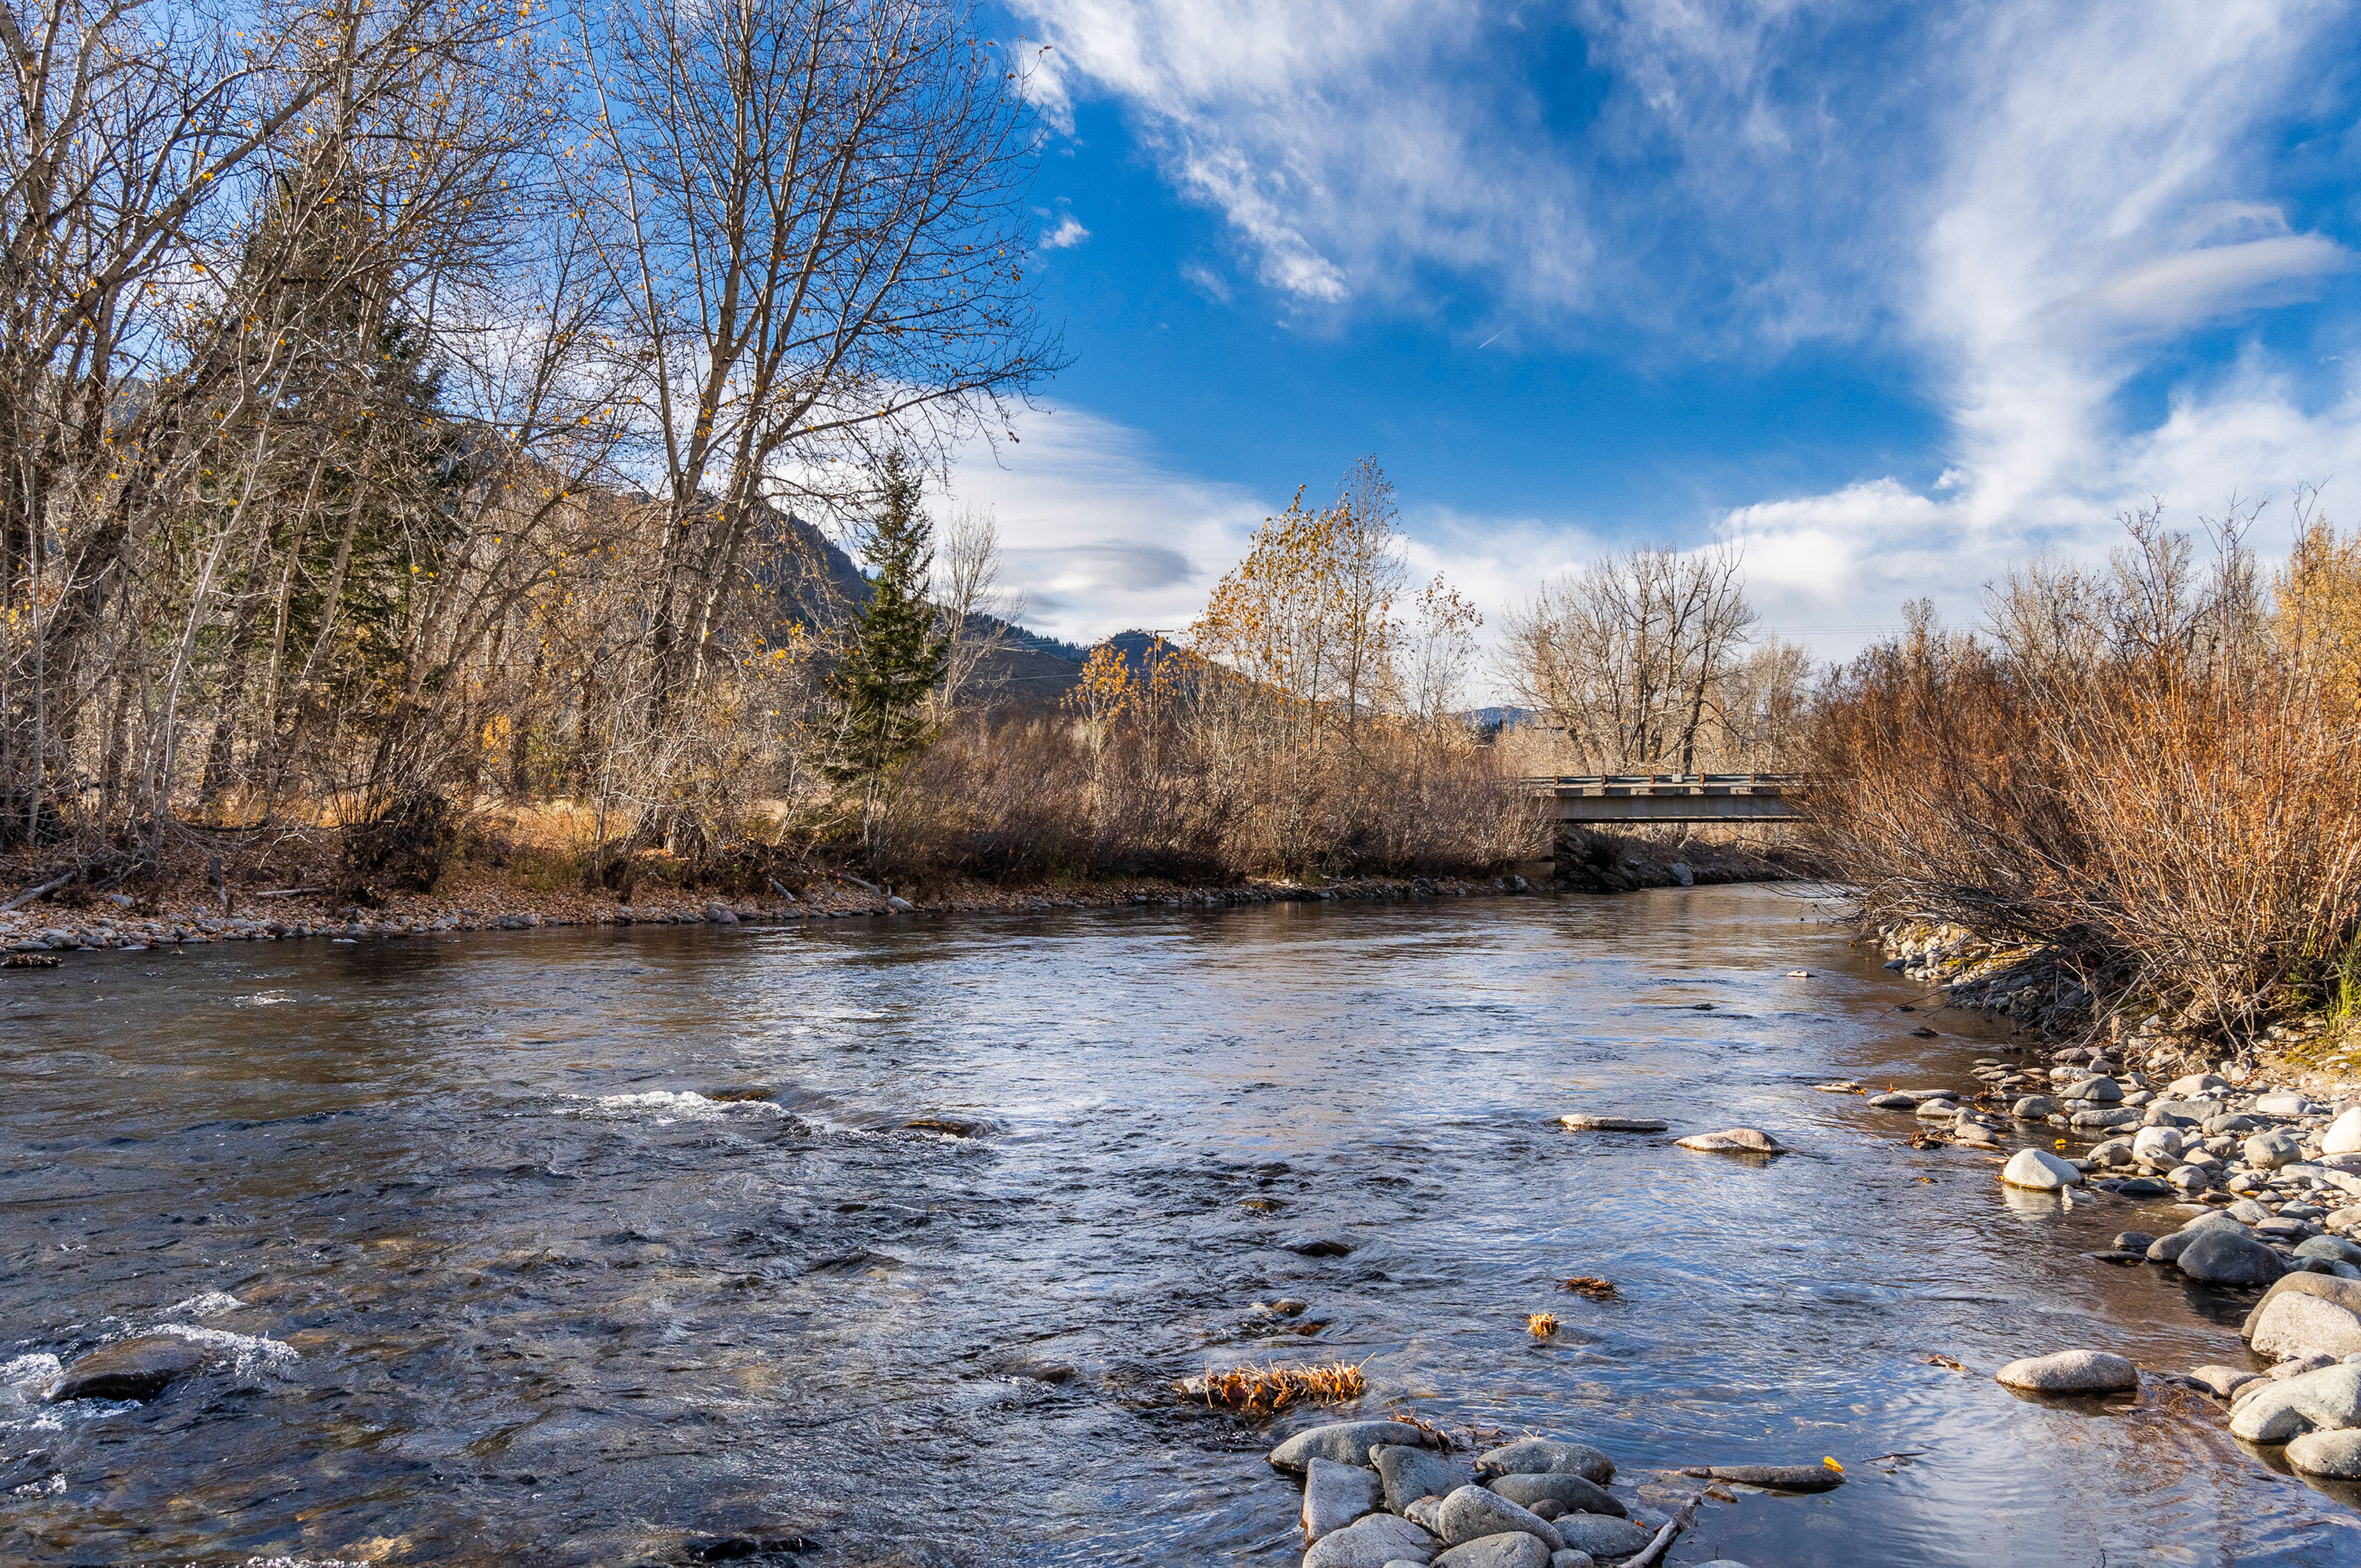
[1273, 1418, 1818, 1567]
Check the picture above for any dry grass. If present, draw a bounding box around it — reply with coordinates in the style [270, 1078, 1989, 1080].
[1526, 1312, 1560, 1338]
[1176, 1360, 1369, 1415]
[1558, 1276, 1619, 1300]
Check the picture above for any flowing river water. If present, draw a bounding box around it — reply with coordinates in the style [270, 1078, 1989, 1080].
[4, 883, 2359, 1567]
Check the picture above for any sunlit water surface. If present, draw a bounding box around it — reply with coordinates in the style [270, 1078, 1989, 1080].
[3, 885, 2357, 1566]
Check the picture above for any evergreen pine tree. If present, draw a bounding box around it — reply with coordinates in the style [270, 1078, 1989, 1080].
[824, 454, 950, 824]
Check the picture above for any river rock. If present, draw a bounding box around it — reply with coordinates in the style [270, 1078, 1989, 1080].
[1913, 1100, 1960, 1121]
[1994, 1349, 2139, 1394]
[2190, 1364, 2262, 1398]
[2168, 1072, 2232, 1098]
[1437, 1487, 1563, 1551]
[2256, 1094, 2315, 1116]
[2066, 1077, 2123, 1103]
[2001, 1149, 2082, 1190]
[2241, 1274, 2361, 1337]
[2229, 1362, 2361, 1442]
[2011, 1095, 2058, 1119]
[2246, 1131, 2304, 1170]
[2299, 1236, 2361, 1267]
[1305, 1458, 1384, 1542]
[2178, 1226, 2286, 1286]
[2227, 1198, 2274, 1224]
[2288, 1429, 2361, 1477]
[51, 1335, 210, 1402]
[2325, 1108, 2361, 1157]
[1433, 1536, 1551, 1568]
[2251, 1291, 2361, 1362]
[1676, 1128, 1785, 1154]
[1549, 1555, 1597, 1568]
[703, 902, 740, 924]
[2132, 1126, 2185, 1163]
[1485, 1472, 1625, 1516]
[1273, 1421, 1438, 1472]
[1693, 1463, 1843, 1492]
[2168, 1165, 2212, 1193]
[1558, 1115, 1667, 1133]
[1478, 1439, 1614, 1485]
[2112, 1231, 2158, 1254]
[1373, 1445, 1470, 1512]
[1866, 1093, 1917, 1110]
[2072, 1107, 2144, 1130]
[1303, 1513, 1438, 1567]
[1548, 1514, 1655, 1559]
[1405, 1497, 1444, 1532]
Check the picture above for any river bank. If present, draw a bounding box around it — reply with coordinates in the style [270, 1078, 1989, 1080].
[0, 827, 1790, 959]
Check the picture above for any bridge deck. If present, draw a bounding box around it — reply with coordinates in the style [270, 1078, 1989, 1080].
[1524, 774, 1799, 824]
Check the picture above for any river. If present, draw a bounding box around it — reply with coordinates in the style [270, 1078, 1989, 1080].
[2, 884, 2355, 1567]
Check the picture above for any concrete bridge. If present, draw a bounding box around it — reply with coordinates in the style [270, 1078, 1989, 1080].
[1523, 774, 1799, 824]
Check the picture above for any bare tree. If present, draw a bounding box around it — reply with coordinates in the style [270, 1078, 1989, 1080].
[930, 500, 1016, 716]
[1502, 542, 1758, 773]
[569, 0, 1056, 741]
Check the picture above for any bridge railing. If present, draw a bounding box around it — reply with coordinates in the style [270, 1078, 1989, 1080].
[1515, 773, 1801, 793]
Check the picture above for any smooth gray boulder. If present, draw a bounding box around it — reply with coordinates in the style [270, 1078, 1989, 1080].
[1373, 1445, 1470, 1513]
[1405, 1497, 1444, 1533]
[1304, 1458, 1383, 1543]
[1994, 1349, 2139, 1394]
[2010, 1094, 2058, 1119]
[1304, 1513, 1439, 1568]
[2066, 1077, 2123, 1103]
[50, 1335, 209, 1402]
[1477, 1439, 1614, 1485]
[2298, 1236, 2361, 1267]
[2249, 1291, 2361, 1363]
[2189, 1363, 2262, 1398]
[2246, 1130, 2304, 1170]
[2244, 1274, 2361, 1338]
[2230, 1362, 2361, 1442]
[1549, 1514, 1655, 1559]
[1432, 1534, 1551, 1568]
[1675, 1127, 1785, 1154]
[1273, 1421, 1438, 1472]
[2288, 1428, 2361, 1477]
[1436, 1487, 1563, 1551]
[2002, 1149, 2082, 1190]
[1548, 1553, 1597, 1568]
[1559, 1115, 1667, 1132]
[1485, 1472, 1625, 1517]
[2179, 1227, 2287, 1286]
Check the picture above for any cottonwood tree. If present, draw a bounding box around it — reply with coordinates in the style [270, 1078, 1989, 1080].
[1502, 542, 1758, 773]
[569, 0, 1055, 742]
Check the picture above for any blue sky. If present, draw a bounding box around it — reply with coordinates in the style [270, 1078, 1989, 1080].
[946, 0, 2361, 667]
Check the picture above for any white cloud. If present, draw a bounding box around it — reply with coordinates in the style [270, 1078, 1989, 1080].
[1039, 212, 1091, 250]
[945, 405, 1270, 643]
[1010, 0, 1589, 309]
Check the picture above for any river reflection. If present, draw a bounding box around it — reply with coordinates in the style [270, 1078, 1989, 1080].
[2, 885, 2356, 1565]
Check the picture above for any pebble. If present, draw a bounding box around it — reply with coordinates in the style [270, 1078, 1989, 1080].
[1556, 1115, 1668, 1133]
[1674, 1128, 1786, 1154]
[1994, 1349, 2140, 1394]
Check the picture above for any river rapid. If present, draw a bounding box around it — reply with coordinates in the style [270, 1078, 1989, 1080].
[3, 884, 2357, 1567]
